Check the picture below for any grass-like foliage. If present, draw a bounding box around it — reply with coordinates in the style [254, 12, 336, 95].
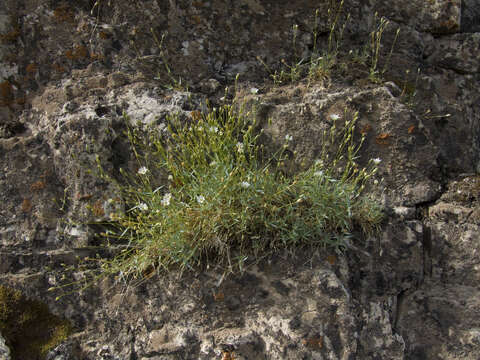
[95, 103, 382, 281]
[258, 1, 400, 87]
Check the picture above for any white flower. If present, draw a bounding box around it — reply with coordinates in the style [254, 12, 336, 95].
[236, 142, 244, 153]
[210, 126, 218, 133]
[250, 87, 259, 94]
[138, 203, 148, 211]
[137, 166, 149, 175]
[168, 175, 173, 181]
[314, 170, 324, 177]
[240, 181, 250, 188]
[372, 158, 382, 165]
[373, 179, 379, 185]
[292, 24, 299, 37]
[161, 193, 172, 206]
[196, 195, 205, 204]
[330, 113, 341, 121]
[285, 134, 293, 142]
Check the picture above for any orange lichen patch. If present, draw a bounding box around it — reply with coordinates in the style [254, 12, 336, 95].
[360, 124, 372, 135]
[65, 45, 89, 61]
[15, 97, 26, 106]
[326, 254, 337, 265]
[221, 351, 236, 360]
[52, 63, 66, 73]
[192, 0, 205, 7]
[0, 81, 14, 107]
[21, 199, 33, 213]
[30, 181, 46, 192]
[376, 133, 390, 140]
[213, 291, 225, 301]
[98, 30, 110, 39]
[375, 133, 391, 145]
[26, 63, 38, 73]
[74, 45, 88, 58]
[64, 49, 75, 60]
[0, 29, 20, 44]
[90, 52, 105, 61]
[439, 19, 459, 32]
[75, 193, 93, 201]
[53, 5, 75, 23]
[302, 336, 323, 349]
[407, 125, 415, 134]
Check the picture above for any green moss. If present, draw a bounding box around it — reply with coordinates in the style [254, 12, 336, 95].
[0, 285, 72, 360]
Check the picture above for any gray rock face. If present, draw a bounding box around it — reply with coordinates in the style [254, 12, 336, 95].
[1, 0, 480, 359]
[0, 332, 10, 360]
[461, 0, 480, 32]
[396, 176, 480, 359]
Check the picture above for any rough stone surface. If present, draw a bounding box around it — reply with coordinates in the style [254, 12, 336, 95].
[396, 176, 480, 359]
[1, 0, 480, 359]
[0, 332, 10, 360]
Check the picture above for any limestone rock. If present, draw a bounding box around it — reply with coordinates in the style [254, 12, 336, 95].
[0, 0, 480, 358]
[0, 332, 10, 360]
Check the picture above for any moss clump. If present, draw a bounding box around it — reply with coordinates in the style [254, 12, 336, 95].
[0, 285, 72, 360]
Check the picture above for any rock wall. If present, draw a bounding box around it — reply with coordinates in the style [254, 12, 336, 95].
[1, 0, 479, 359]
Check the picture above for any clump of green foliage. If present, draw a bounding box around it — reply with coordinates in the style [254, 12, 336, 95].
[0, 285, 72, 360]
[258, 1, 400, 86]
[92, 101, 382, 282]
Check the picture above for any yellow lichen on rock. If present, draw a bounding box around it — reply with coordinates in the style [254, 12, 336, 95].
[0, 285, 72, 360]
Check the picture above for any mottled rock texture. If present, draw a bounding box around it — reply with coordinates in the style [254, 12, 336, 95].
[0, 331, 10, 360]
[1, 0, 480, 359]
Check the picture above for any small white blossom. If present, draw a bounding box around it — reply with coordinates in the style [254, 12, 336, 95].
[330, 113, 341, 121]
[168, 175, 173, 181]
[161, 193, 172, 206]
[373, 179, 379, 185]
[236, 142, 244, 153]
[314, 170, 324, 177]
[196, 195, 205, 204]
[240, 181, 250, 188]
[137, 166, 149, 175]
[285, 134, 293, 142]
[210, 126, 218, 133]
[138, 203, 148, 211]
[372, 158, 382, 165]
[292, 24, 299, 37]
[250, 87, 259, 94]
